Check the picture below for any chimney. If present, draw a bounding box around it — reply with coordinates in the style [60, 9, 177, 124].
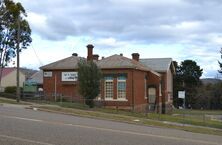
[72, 53, 78, 56]
[87, 44, 94, 61]
[132, 53, 140, 61]
[93, 54, 99, 61]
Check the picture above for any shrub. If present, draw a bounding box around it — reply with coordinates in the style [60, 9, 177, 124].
[78, 60, 102, 108]
[4, 86, 22, 94]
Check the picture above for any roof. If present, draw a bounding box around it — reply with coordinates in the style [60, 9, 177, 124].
[0, 68, 16, 78]
[0, 67, 28, 79]
[140, 58, 174, 73]
[29, 70, 43, 84]
[97, 54, 151, 71]
[97, 55, 160, 76]
[40, 54, 161, 77]
[40, 56, 84, 70]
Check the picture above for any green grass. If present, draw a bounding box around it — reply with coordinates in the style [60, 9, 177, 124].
[0, 97, 31, 105]
[34, 101, 222, 129]
[2, 98, 220, 135]
[37, 105, 222, 136]
[173, 109, 222, 115]
[95, 107, 222, 129]
[2, 97, 222, 135]
[54, 102, 89, 110]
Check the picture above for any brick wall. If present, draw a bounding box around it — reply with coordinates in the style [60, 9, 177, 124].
[43, 70, 80, 101]
[43, 68, 162, 112]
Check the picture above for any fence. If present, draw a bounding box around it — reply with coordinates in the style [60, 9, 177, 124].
[0, 92, 221, 130]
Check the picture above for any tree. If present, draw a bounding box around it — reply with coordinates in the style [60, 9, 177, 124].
[173, 61, 183, 107]
[77, 59, 102, 108]
[173, 60, 203, 108]
[218, 48, 222, 74]
[198, 82, 222, 110]
[0, 0, 32, 85]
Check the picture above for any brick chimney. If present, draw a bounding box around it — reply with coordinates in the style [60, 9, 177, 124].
[132, 53, 140, 61]
[87, 44, 94, 61]
[72, 53, 78, 56]
[93, 54, 99, 61]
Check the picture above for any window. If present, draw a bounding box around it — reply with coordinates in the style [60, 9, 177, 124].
[144, 78, 147, 98]
[117, 76, 126, 100]
[104, 76, 113, 100]
[159, 83, 162, 96]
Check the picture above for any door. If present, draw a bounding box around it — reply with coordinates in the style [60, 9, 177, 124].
[148, 88, 156, 111]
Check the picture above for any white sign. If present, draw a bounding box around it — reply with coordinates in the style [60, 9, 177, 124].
[62, 72, 78, 81]
[178, 91, 185, 99]
[44, 71, 52, 77]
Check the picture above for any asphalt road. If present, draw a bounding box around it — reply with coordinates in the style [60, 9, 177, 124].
[0, 104, 221, 145]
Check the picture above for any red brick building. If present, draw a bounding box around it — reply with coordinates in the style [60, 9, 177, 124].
[40, 44, 175, 113]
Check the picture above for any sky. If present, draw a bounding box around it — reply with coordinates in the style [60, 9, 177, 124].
[12, 0, 222, 78]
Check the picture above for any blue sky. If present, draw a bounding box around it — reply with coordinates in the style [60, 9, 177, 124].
[13, 0, 222, 78]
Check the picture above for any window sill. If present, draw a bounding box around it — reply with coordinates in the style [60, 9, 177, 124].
[116, 99, 128, 101]
[104, 99, 128, 101]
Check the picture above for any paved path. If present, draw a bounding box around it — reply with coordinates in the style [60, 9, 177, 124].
[0, 104, 221, 145]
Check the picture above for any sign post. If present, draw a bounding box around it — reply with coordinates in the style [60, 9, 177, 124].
[178, 91, 185, 109]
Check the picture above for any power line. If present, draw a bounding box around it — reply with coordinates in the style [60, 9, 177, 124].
[31, 44, 43, 66]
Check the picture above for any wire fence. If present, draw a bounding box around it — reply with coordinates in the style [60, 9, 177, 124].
[0, 92, 222, 129]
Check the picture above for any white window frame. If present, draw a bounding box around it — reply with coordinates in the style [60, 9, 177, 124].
[104, 78, 114, 100]
[117, 79, 127, 101]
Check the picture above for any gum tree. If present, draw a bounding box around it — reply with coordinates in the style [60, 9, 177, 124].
[0, 0, 32, 86]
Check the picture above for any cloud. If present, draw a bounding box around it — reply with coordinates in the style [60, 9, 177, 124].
[15, 0, 222, 78]
[18, 0, 222, 45]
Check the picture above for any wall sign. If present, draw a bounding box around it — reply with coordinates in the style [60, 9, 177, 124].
[44, 71, 52, 77]
[62, 72, 78, 81]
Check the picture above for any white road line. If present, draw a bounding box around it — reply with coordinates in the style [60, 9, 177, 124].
[7, 116, 43, 122]
[0, 134, 53, 145]
[0, 114, 220, 145]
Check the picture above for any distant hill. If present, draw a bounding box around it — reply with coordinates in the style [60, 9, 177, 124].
[20, 68, 38, 80]
[201, 78, 222, 85]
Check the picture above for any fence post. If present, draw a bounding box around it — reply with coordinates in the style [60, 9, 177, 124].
[60, 94, 62, 104]
[203, 114, 206, 126]
[116, 101, 119, 113]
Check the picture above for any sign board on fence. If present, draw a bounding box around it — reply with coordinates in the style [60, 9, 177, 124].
[178, 91, 185, 99]
[62, 72, 78, 81]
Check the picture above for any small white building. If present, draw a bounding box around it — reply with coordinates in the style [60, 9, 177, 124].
[0, 68, 26, 92]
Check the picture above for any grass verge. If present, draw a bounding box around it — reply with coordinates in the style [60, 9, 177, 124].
[0, 97, 31, 105]
[36, 105, 222, 136]
[46, 101, 222, 130]
[2, 98, 221, 136]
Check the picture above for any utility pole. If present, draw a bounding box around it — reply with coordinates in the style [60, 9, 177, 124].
[16, 17, 20, 103]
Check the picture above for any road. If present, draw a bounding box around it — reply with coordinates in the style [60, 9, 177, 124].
[0, 104, 221, 145]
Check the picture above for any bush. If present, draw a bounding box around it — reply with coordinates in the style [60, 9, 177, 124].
[56, 97, 68, 102]
[78, 60, 102, 108]
[4, 86, 22, 94]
